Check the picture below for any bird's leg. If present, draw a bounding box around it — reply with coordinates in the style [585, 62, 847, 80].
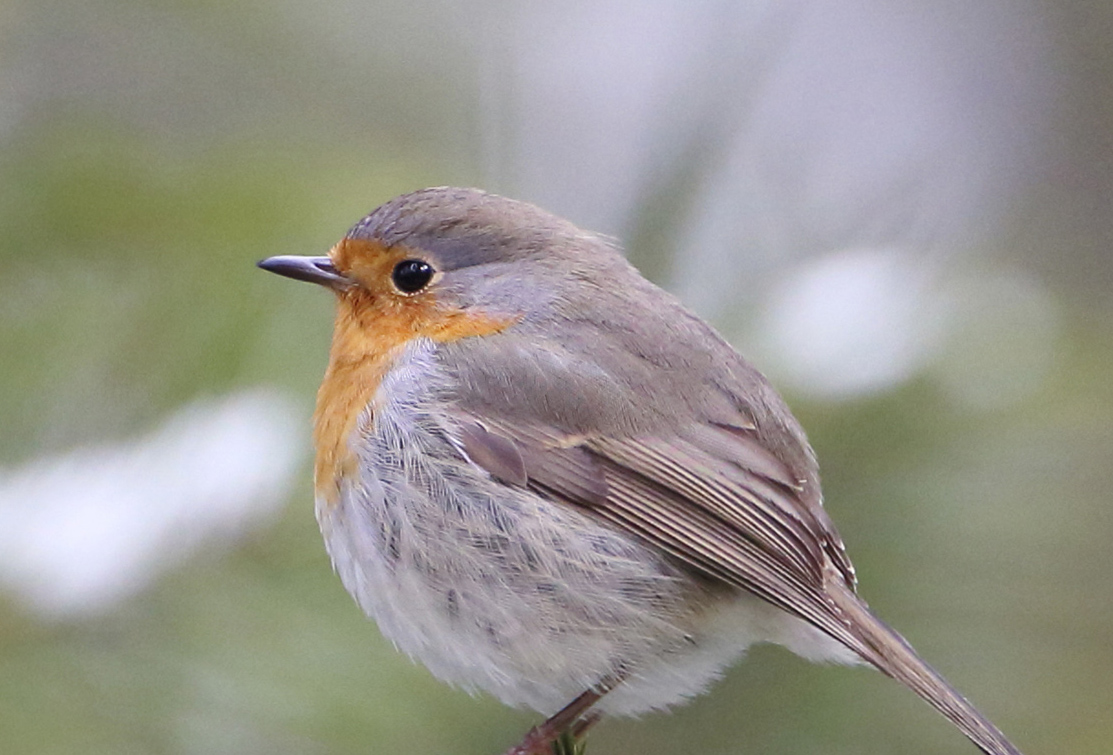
[501, 688, 602, 755]
[502, 677, 619, 755]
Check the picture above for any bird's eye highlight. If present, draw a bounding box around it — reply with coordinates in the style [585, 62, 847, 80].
[391, 259, 435, 293]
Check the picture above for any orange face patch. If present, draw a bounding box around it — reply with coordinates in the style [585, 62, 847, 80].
[313, 238, 516, 505]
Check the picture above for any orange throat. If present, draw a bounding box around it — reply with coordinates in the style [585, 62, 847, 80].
[312, 250, 517, 507]
[312, 320, 397, 507]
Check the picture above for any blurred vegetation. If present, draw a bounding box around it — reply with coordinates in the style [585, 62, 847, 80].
[2, 2, 1112, 755]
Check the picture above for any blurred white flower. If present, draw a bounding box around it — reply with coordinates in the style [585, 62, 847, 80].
[756, 247, 947, 399]
[753, 250, 1061, 404]
[0, 389, 306, 619]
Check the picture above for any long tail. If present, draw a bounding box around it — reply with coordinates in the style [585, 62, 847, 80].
[826, 581, 1023, 755]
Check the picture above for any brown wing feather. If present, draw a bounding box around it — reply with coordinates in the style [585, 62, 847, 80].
[590, 433, 826, 586]
[462, 413, 866, 653]
[454, 411, 1022, 755]
[690, 421, 857, 583]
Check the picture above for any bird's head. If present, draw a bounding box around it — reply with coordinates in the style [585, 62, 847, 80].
[259, 187, 630, 353]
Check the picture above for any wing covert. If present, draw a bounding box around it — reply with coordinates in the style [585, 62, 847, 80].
[450, 411, 865, 655]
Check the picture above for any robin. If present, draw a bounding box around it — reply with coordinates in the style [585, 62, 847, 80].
[258, 187, 1022, 755]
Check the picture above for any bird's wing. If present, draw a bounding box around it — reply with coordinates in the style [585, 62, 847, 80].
[454, 411, 864, 652]
[450, 410, 1022, 755]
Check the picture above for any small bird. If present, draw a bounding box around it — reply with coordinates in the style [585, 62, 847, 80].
[259, 187, 1022, 755]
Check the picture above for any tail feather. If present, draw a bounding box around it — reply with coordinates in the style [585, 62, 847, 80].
[826, 582, 1023, 755]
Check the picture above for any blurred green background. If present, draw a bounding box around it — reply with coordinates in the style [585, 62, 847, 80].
[2, 1, 1111, 754]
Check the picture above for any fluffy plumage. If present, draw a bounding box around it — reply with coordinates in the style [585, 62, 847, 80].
[261, 187, 1022, 755]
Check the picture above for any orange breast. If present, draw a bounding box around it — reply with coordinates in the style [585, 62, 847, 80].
[313, 239, 516, 506]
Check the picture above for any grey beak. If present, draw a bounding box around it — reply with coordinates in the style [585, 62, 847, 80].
[257, 255, 352, 289]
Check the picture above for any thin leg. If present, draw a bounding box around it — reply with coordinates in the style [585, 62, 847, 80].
[501, 677, 619, 755]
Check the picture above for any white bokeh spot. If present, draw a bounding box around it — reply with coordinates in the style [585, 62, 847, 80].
[0, 389, 306, 619]
[758, 248, 946, 399]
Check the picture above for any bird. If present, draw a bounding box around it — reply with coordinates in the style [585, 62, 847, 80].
[258, 186, 1023, 755]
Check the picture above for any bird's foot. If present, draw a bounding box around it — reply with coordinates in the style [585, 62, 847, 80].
[502, 711, 600, 755]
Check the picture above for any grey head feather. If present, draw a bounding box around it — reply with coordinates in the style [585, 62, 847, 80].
[347, 186, 610, 271]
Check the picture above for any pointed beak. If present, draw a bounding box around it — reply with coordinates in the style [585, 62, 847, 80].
[257, 255, 352, 290]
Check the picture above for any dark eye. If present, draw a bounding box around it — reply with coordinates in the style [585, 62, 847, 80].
[391, 259, 435, 293]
